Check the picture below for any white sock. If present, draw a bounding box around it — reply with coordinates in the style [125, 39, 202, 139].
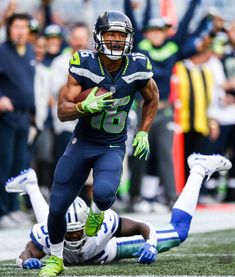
[50, 241, 64, 259]
[173, 165, 206, 216]
[91, 202, 101, 213]
[26, 185, 49, 222]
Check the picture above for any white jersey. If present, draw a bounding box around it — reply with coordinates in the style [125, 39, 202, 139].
[30, 209, 119, 264]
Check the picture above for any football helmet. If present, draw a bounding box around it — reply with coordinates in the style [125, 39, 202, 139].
[93, 10, 134, 60]
[64, 197, 88, 253]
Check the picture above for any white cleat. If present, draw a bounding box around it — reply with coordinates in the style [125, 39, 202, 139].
[187, 153, 232, 179]
[5, 168, 37, 195]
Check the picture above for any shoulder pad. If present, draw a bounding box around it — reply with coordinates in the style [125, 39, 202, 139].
[69, 50, 97, 67]
[130, 52, 152, 71]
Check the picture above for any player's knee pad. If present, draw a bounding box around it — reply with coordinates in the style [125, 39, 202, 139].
[170, 208, 192, 242]
[93, 180, 117, 209]
[94, 196, 115, 210]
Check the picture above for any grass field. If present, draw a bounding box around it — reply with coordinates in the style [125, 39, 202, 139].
[0, 229, 235, 277]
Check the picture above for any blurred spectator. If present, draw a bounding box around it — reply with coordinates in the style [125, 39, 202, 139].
[174, 49, 220, 181]
[28, 17, 41, 46]
[207, 21, 235, 201]
[33, 23, 66, 193]
[28, 35, 51, 200]
[50, 22, 91, 204]
[0, 13, 35, 228]
[43, 23, 65, 66]
[128, 0, 201, 210]
[34, 35, 51, 132]
[51, 22, 90, 161]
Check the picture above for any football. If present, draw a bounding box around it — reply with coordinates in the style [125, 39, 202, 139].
[74, 87, 109, 103]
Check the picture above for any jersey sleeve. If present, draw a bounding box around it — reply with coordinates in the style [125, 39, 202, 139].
[30, 222, 51, 255]
[129, 52, 154, 90]
[95, 209, 120, 247]
[69, 51, 83, 85]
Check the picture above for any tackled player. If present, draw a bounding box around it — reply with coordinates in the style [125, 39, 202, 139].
[5, 154, 232, 275]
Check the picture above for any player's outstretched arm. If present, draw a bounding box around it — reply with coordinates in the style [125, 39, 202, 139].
[118, 217, 158, 264]
[16, 241, 46, 269]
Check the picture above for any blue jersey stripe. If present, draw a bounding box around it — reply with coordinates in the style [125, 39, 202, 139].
[85, 250, 105, 263]
[111, 213, 117, 233]
[156, 229, 175, 234]
[158, 237, 179, 242]
[117, 239, 144, 246]
[30, 231, 44, 251]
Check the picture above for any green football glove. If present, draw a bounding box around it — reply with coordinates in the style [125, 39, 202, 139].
[132, 131, 150, 160]
[81, 87, 114, 114]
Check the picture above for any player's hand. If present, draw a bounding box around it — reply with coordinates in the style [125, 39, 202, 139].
[0, 96, 14, 112]
[22, 258, 42, 269]
[133, 243, 157, 264]
[81, 86, 114, 114]
[132, 131, 150, 160]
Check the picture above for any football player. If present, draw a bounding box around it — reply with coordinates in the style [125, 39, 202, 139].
[6, 154, 232, 276]
[37, 10, 159, 276]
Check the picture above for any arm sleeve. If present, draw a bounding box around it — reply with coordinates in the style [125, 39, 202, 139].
[178, 37, 198, 60]
[173, 0, 199, 45]
[124, 0, 143, 51]
[137, 57, 154, 89]
[142, 0, 151, 32]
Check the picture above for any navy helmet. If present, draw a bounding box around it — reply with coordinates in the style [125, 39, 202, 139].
[93, 10, 134, 59]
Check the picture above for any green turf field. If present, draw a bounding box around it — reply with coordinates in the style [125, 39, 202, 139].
[1, 229, 235, 276]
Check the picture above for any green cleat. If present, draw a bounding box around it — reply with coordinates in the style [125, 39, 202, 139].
[39, 255, 64, 277]
[85, 208, 104, 237]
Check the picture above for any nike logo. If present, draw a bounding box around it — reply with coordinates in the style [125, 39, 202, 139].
[109, 145, 120, 148]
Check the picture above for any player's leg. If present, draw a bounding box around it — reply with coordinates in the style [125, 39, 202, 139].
[5, 168, 49, 222]
[40, 138, 91, 276]
[93, 147, 125, 209]
[170, 153, 232, 243]
[115, 154, 232, 260]
[85, 145, 125, 237]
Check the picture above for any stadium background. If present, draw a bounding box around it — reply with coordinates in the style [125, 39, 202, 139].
[0, 0, 235, 275]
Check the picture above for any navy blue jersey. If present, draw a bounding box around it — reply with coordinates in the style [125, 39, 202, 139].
[69, 50, 153, 145]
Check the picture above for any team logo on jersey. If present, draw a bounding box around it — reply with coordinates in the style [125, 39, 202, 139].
[72, 137, 77, 144]
[109, 86, 116, 94]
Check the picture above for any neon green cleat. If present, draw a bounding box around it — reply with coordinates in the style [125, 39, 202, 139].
[39, 256, 64, 277]
[85, 208, 104, 237]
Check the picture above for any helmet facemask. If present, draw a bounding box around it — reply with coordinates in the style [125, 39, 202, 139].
[64, 197, 88, 253]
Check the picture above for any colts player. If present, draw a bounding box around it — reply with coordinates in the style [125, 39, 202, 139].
[6, 154, 232, 275]
[35, 10, 159, 276]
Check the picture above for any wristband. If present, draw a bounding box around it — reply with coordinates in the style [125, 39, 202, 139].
[15, 257, 23, 268]
[75, 103, 85, 114]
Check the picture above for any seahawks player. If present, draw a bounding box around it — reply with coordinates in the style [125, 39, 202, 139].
[37, 10, 159, 276]
[6, 154, 232, 275]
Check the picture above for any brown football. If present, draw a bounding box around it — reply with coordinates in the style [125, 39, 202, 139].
[75, 87, 109, 103]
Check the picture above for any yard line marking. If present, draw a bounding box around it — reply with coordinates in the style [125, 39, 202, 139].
[162, 253, 235, 257]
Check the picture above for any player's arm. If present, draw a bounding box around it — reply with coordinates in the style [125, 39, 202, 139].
[57, 74, 83, 121]
[132, 78, 159, 160]
[117, 217, 157, 244]
[58, 75, 113, 121]
[117, 217, 158, 264]
[16, 240, 45, 269]
[139, 78, 159, 132]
